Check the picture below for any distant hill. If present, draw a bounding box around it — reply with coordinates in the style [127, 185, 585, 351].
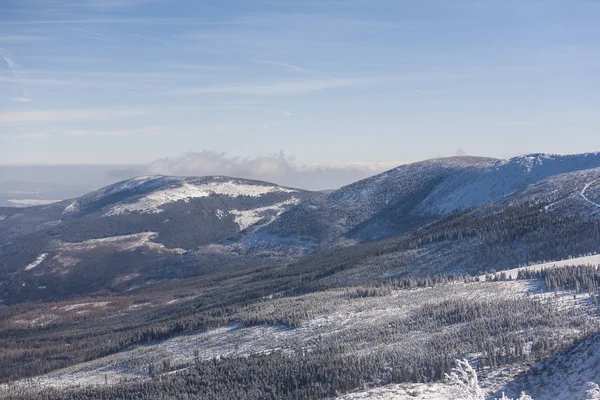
[0, 176, 318, 302]
[3, 152, 600, 303]
[252, 153, 600, 249]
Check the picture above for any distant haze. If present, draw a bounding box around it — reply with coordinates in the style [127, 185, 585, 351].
[0, 151, 405, 206]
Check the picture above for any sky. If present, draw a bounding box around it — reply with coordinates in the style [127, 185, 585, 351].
[1, 0, 600, 174]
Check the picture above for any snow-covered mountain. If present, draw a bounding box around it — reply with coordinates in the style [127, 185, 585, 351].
[0, 175, 317, 243]
[255, 153, 600, 248]
[0, 176, 318, 302]
[4, 152, 600, 303]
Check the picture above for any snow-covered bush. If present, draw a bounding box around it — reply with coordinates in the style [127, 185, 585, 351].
[445, 359, 485, 400]
[587, 383, 600, 400]
[446, 359, 533, 400]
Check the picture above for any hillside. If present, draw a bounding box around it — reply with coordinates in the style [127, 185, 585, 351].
[0, 176, 318, 303]
[253, 153, 600, 250]
[5, 154, 600, 304]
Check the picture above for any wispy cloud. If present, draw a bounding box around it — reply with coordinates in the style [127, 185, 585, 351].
[10, 126, 166, 139]
[177, 77, 390, 96]
[64, 129, 129, 137]
[0, 75, 75, 86]
[60, 0, 155, 9]
[0, 18, 172, 25]
[0, 35, 48, 42]
[0, 18, 245, 25]
[12, 132, 53, 139]
[254, 59, 325, 77]
[14, 0, 157, 10]
[0, 107, 150, 125]
[65, 126, 166, 137]
[69, 27, 118, 41]
[0, 49, 32, 102]
[0, 50, 18, 69]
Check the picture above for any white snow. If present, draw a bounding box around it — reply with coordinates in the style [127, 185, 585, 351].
[25, 253, 47, 271]
[335, 382, 452, 399]
[2, 278, 593, 396]
[230, 198, 300, 230]
[63, 201, 79, 214]
[60, 302, 110, 312]
[11, 314, 61, 329]
[581, 181, 600, 208]
[58, 232, 186, 254]
[498, 334, 600, 400]
[271, 153, 600, 248]
[483, 254, 600, 281]
[105, 181, 297, 216]
[52, 254, 80, 268]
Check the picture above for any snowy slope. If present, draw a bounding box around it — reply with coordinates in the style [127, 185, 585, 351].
[258, 153, 600, 248]
[483, 254, 600, 281]
[497, 333, 600, 400]
[505, 167, 600, 216]
[0, 176, 317, 247]
[62, 175, 300, 217]
[0, 176, 319, 302]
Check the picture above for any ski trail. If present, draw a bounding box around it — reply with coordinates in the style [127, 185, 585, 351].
[581, 181, 600, 208]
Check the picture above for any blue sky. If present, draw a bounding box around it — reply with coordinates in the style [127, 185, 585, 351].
[1, 0, 599, 167]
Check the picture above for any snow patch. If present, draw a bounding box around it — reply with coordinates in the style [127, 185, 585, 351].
[12, 314, 61, 329]
[498, 333, 600, 400]
[105, 181, 297, 216]
[60, 302, 110, 312]
[484, 254, 600, 281]
[230, 198, 301, 230]
[25, 253, 47, 271]
[58, 232, 185, 254]
[581, 181, 600, 208]
[63, 201, 79, 214]
[335, 382, 452, 400]
[52, 254, 80, 268]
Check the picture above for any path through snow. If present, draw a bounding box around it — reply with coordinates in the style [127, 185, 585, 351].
[581, 181, 600, 208]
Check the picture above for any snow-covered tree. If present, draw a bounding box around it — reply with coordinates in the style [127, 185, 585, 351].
[505, 393, 533, 400]
[445, 359, 485, 400]
[446, 359, 534, 400]
[587, 382, 600, 400]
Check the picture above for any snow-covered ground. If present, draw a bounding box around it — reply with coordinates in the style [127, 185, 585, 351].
[59, 302, 110, 312]
[19, 233, 186, 273]
[24, 253, 47, 271]
[334, 382, 452, 400]
[230, 198, 301, 230]
[496, 333, 600, 400]
[105, 180, 297, 216]
[3, 279, 584, 393]
[56, 232, 185, 254]
[483, 254, 600, 281]
[581, 181, 600, 209]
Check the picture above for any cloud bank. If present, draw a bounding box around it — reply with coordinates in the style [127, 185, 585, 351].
[143, 151, 402, 190]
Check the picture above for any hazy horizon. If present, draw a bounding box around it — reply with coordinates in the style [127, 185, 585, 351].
[2, 149, 599, 208]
